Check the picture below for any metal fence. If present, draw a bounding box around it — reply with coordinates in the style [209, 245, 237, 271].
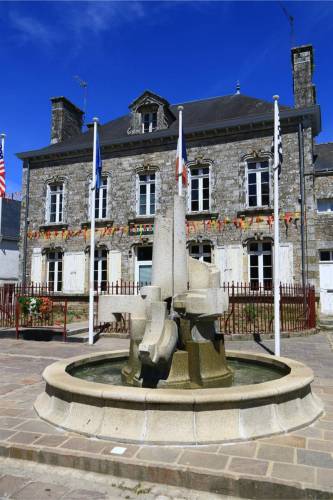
[0, 282, 316, 335]
[219, 283, 316, 335]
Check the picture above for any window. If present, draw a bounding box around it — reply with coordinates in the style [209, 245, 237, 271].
[47, 251, 62, 292]
[90, 177, 108, 220]
[142, 112, 157, 133]
[138, 173, 155, 216]
[248, 241, 272, 290]
[135, 246, 152, 285]
[317, 198, 333, 213]
[189, 167, 210, 212]
[319, 250, 333, 262]
[94, 248, 108, 291]
[189, 242, 212, 263]
[47, 183, 64, 223]
[247, 161, 270, 207]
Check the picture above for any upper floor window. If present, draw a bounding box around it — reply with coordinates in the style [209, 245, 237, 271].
[138, 173, 155, 216]
[247, 161, 270, 208]
[189, 167, 210, 212]
[142, 112, 157, 133]
[47, 183, 64, 223]
[47, 251, 63, 292]
[90, 177, 108, 220]
[248, 241, 272, 290]
[189, 242, 212, 263]
[317, 198, 333, 213]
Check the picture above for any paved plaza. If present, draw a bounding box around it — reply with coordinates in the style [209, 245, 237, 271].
[0, 333, 332, 498]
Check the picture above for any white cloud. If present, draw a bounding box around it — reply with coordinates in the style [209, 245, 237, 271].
[8, 10, 58, 47]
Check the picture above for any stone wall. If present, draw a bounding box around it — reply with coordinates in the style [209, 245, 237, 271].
[20, 123, 318, 289]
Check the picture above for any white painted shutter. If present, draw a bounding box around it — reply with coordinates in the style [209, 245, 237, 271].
[214, 246, 227, 286]
[63, 251, 85, 293]
[226, 244, 243, 283]
[108, 250, 122, 283]
[45, 185, 50, 223]
[278, 243, 293, 284]
[31, 248, 42, 284]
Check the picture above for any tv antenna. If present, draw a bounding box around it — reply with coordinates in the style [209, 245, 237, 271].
[74, 75, 88, 122]
[278, 1, 295, 47]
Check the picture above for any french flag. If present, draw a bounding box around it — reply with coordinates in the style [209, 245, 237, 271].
[175, 127, 187, 187]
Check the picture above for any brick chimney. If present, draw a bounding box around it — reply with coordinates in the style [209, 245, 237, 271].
[50, 97, 84, 144]
[291, 45, 316, 108]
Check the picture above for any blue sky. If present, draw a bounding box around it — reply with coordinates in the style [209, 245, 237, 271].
[1, 1, 332, 193]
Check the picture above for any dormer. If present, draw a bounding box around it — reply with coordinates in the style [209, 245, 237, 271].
[127, 90, 175, 135]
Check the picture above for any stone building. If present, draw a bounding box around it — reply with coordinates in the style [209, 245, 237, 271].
[0, 197, 21, 284]
[17, 44, 332, 312]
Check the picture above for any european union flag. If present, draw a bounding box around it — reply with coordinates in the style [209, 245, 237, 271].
[96, 131, 102, 190]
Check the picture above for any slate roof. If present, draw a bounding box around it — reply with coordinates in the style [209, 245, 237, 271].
[17, 93, 319, 160]
[314, 142, 333, 173]
[0, 199, 21, 240]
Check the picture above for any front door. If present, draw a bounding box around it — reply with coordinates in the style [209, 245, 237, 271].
[135, 245, 153, 285]
[319, 250, 333, 314]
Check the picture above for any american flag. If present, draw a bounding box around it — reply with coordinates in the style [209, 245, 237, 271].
[271, 104, 283, 179]
[0, 142, 5, 197]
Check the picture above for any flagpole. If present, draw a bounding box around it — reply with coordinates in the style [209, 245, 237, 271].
[273, 95, 281, 356]
[178, 106, 183, 196]
[88, 117, 99, 346]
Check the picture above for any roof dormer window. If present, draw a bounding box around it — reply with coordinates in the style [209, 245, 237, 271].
[142, 112, 157, 133]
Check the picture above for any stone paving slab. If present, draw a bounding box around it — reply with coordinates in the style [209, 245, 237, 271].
[0, 334, 332, 498]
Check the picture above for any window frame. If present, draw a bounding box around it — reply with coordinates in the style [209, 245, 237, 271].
[189, 242, 212, 263]
[89, 177, 108, 220]
[141, 111, 158, 133]
[317, 198, 333, 214]
[94, 248, 108, 291]
[246, 160, 271, 208]
[188, 166, 211, 213]
[319, 249, 333, 263]
[46, 183, 64, 224]
[47, 251, 63, 292]
[248, 241, 273, 290]
[136, 172, 156, 216]
[134, 245, 153, 285]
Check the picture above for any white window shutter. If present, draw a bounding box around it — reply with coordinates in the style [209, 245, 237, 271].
[63, 252, 85, 293]
[31, 248, 42, 284]
[226, 244, 244, 283]
[109, 250, 122, 283]
[214, 246, 226, 286]
[278, 243, 293, 284]
[45, 185, 50, 223]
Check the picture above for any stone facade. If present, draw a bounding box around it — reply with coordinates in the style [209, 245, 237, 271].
[18, 44, 330, 306]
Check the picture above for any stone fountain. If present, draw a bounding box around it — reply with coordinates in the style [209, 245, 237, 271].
[35, 195, 323, 444]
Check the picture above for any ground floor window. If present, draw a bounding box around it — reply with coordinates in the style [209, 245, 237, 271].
[248, 241, 272, 290]
[189, 242, 212, 263]
[47, 251, 63, 292]
[135, 245, 152, 285]
[94, 249, 108, 291]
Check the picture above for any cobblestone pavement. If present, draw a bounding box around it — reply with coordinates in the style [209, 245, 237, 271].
[0, 457, 236, 499]
[0, 333, 332, 498]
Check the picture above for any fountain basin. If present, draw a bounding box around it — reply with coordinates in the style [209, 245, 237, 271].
[35, 350, 323, 445]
